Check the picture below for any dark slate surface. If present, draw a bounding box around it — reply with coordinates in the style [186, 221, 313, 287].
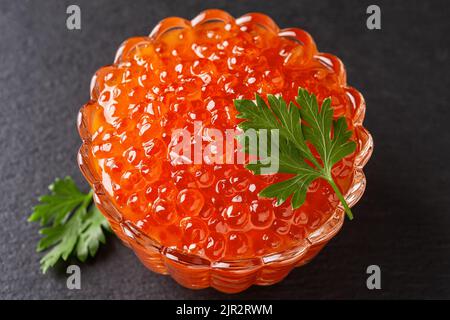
[1, 0, 449, 299]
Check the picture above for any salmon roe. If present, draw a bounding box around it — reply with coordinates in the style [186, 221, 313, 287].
[81, 12, 358, 261]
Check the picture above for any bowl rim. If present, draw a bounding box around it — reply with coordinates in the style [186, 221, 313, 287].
[77, 9, 374, 270]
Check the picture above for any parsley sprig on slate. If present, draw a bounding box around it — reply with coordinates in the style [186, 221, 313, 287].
[235, 88, 357, 219]
[28, 177, 110, 273]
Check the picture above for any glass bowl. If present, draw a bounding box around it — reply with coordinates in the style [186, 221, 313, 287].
[77, 9, 373, 293]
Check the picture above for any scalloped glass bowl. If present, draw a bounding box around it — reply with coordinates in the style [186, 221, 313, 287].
[77, 10, 373, 293]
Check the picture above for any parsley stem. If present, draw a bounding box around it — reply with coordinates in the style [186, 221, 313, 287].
[327, 178, 354, 220]
[83, 189, 94, 208]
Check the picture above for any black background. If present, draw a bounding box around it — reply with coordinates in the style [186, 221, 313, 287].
[1, 0, 449, 299]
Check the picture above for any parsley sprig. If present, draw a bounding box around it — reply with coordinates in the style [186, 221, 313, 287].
[235, 88, 356, 219]
[28, 177, 110, 273]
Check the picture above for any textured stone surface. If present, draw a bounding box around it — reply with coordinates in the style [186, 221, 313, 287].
[1, 0, 449, 299]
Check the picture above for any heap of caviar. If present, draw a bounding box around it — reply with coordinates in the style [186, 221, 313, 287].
[82, 14, 358, 261]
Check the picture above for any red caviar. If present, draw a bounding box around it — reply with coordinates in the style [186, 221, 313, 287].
[78, 10, 372, 292]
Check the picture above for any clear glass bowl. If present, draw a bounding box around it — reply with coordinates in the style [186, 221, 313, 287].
[77, 9, 373, 293]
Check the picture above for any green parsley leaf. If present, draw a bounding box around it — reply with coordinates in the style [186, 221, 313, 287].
[29, 177, 111, 273]
[235, 87, 357, 219]
[28, 177, 86, 226]
[76, 205, 110, 262]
